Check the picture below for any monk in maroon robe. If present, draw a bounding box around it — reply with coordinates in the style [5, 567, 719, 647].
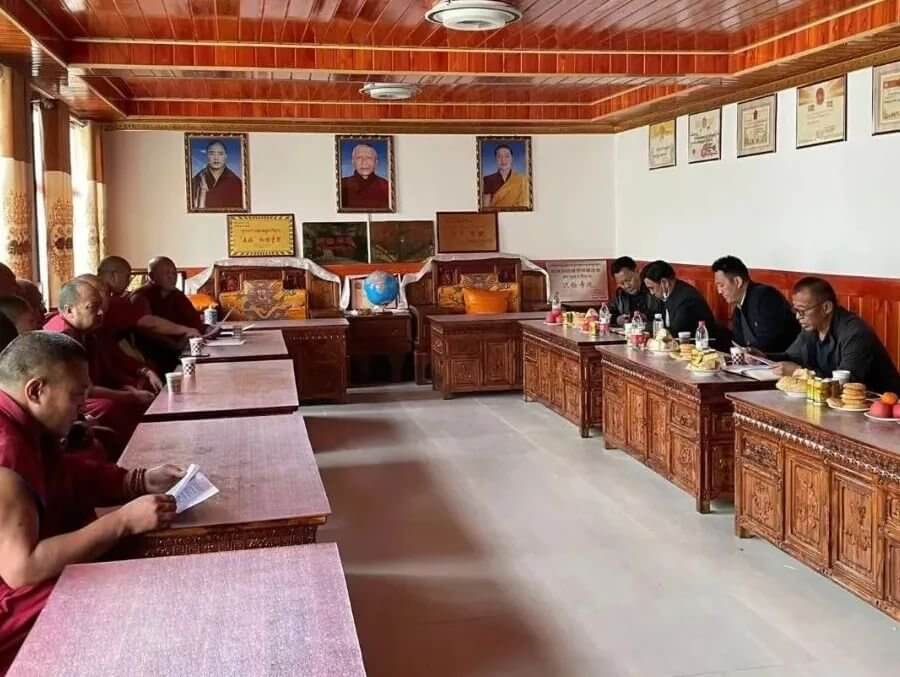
[340, 143, 390, 210]
[13, 280, 47, 329]
[0, 332, 181, 672]
[43, 280, 154, 458]
[190, 140, 244, 210]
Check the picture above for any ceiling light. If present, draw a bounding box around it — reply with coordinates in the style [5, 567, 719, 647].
[360, 83, 419, 101]
[425, 0, 522, 32]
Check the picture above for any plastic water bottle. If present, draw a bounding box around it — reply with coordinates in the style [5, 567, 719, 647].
[652, 313, 664, 337]
[695, 321, 709, 351]
[598, 302, 611, 335]
[551, 292, 561, 314]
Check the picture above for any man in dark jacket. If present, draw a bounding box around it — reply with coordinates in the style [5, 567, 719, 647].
[712, 255, 799, 353]
[642, 260, 729, 345]
[772, 277, 900, 393]
[611, 256, 657, 325]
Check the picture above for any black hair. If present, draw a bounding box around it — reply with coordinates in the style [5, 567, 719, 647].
[641, 260, 676, 283]
[611, 256, 638, 275]
[494, 144, 513, 156]
[0, 315, 17, 353]
[793, 276, 837, 305]
[711, 255, 750, 281]
[0, 331, 87, 385]
[206, 140, 226, 153]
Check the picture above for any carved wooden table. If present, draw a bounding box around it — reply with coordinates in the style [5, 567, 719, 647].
[520, 321, 626, 437]
[229, 319, 348, 402]
[345, 311, 412, 384]
[143, 359, 299, 422]
[187, 329, 288, 363]
[111, 414, 330, 558]
[430, 312, 545, 398]
[7, 544, 366, 677]
[598, 345, 773, 513]
[729, 390, 900, 622]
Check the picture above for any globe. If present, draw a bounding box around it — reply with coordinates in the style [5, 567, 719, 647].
[363, 270, 400, 309]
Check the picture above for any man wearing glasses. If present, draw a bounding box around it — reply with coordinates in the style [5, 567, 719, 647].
[772, 277, 900, 393]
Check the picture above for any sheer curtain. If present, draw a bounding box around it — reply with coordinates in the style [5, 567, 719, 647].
[70, 120, 105, 274]
[0, 65, 35, 280]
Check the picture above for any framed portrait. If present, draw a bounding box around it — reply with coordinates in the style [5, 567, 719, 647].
[302, 222, 369, 264]
[648, 121, 676, 169]
[737, 94, 777, 157]
[796, 76, 847, 148]
[688, 109, 721, 163]
[346, 274, 401, 311]
[872, 61, 900, 135]
[227, 214, 296, 258]
[184, 133, 249, 213]
[435, 211, 499, 254]
[370, 220, 434, 263]
[335, 135, 395, 213]
[477, 136, 533, 212]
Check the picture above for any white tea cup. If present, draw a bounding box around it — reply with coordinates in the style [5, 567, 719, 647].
[166, 372, 183, 394]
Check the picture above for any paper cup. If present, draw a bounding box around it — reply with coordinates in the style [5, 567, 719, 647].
[181, 357, 197, 378]
[189, 337, 204, 356]
[832, 370, 851, 386]
[166, 372, 183, 394]
[232, 326, 243, 340]
[730, 347, 747, 365]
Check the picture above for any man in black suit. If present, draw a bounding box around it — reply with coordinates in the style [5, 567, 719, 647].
[642, 260, 729, 344]
[712, 255, 799, 353]
[611, 256, 658, 325]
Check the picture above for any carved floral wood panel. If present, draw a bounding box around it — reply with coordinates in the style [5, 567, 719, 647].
[831, 469, 882, 597]
[647, 392, 670, 475]
[483, 338, 516, 387]
[626, 383, 648, 459]
[603, 395, 626, 448]
[885, 533, 900, 611]
[784, 447, 829, 568]
[671, 432, 699, 495]
[740, 464, 783, 542]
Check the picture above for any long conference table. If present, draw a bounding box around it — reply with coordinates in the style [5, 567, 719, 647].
[8, 339, 366, 675]
[187, 328, 289, 363]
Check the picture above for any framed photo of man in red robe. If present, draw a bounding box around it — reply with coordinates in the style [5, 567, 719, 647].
[335, 135, 396, 213]
[184, 133, 250, 213]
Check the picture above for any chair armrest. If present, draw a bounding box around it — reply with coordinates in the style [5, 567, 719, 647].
[409, 304, 457, 347]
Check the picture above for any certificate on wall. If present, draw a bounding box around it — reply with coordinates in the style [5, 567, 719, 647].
[227, 214, 296, 257]
[796, 76, 847, 148]
[546, 260, 609, 302]
[736, 94, 777, 157]
[648, 120, 676, 169]
[688, 109, 721, 163]
[435, 211, 499, 253]
[872, 61, 900, 135]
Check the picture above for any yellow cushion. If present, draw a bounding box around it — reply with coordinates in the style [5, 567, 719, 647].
[218, 280, 307, 321]
[188, 293, 217, 311]
[459, 272, 499, 289]
[437, 285, 465, 311]
[463, 287, 509, 315]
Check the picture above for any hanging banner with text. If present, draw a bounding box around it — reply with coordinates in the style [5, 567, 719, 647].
[227, 213, 296, 257]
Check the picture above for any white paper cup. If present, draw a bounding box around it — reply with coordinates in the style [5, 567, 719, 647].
[832, 370, 851, 385]
[166, 372, 183, 394]
[730, 347, 747, 365]
[189, 337, 204, 356]
[181, 357, 197, 378]
[678, 331, 691, 340]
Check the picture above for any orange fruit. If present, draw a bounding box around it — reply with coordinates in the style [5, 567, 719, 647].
[881, 392, 899, 405]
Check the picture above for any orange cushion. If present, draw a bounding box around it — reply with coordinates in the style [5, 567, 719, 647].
[463, 287, 509, 315]
[188, 293, 217, 311]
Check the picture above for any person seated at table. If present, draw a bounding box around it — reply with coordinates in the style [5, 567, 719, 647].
[0, 332, 181, 672]
[642, 260, 730, 344]
[44, 280, 155, 458]
[0, 296, 39, 334]
[772, 277, 900, 393]
[14, 280, 48, 328]
[611, 256, 658, 325]
[711, 255, 799, 353]
[0, 263, 17, 297]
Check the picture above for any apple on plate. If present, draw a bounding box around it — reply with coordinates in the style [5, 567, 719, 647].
[894, 403, 900, 419]
[869, 401, 893, 418]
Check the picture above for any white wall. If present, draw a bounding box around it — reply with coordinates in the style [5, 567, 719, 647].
[105, 131, 616, 267]
[614, 67, 900, 278]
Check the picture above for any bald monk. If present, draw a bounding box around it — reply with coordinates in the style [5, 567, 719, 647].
[0, 332, 181, 671]
[0, 297, 37, 334]
[44, 280, 153, 457]
[14, 281, 47, 330]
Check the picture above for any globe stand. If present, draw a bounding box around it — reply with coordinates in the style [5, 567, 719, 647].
[371, 304, 387, 314]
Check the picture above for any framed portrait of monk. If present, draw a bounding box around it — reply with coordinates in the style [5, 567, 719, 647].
[477, 136, 533, 212]
[184, 133, 250, 213]
[335, 135, 396, 213]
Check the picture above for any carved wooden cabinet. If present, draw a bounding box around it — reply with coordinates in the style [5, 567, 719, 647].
[731, 390, 900, 623]
[521, 321, 625, 437]
[599, 345, 773, 513]
[430, 312, 544, 398]
[345, 311, 412, 384]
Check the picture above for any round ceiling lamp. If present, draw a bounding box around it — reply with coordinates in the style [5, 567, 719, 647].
[359, 82, 420, 101]
[424, 0, 523, 32]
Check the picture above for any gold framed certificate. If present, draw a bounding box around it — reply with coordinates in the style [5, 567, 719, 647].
[736, 94, 777, 157]
[796, 76, 847, 148]
[648, 120, 676, 169]
[688, 109, 721, 163]
[873, 61, 900, 135]
[227, 214, 296, 257]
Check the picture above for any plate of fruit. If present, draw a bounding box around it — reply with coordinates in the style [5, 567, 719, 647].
[865, 391, 900, 422]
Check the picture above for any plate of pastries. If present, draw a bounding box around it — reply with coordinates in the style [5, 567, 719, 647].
[826, 382, 870, 412]
[646, 329, 676, 354]
[670, 340, 695, 362]
[775, 368, 814, 398]
[686, 348, 723, 374]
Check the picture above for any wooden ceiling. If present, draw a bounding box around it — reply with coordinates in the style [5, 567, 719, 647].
[2, 0, 900, 131]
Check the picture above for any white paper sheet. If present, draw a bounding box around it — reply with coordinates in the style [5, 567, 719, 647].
[166, 464, 219, 514]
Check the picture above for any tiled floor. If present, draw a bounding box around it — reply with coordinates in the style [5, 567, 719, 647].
[307, 385, 900, 677]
